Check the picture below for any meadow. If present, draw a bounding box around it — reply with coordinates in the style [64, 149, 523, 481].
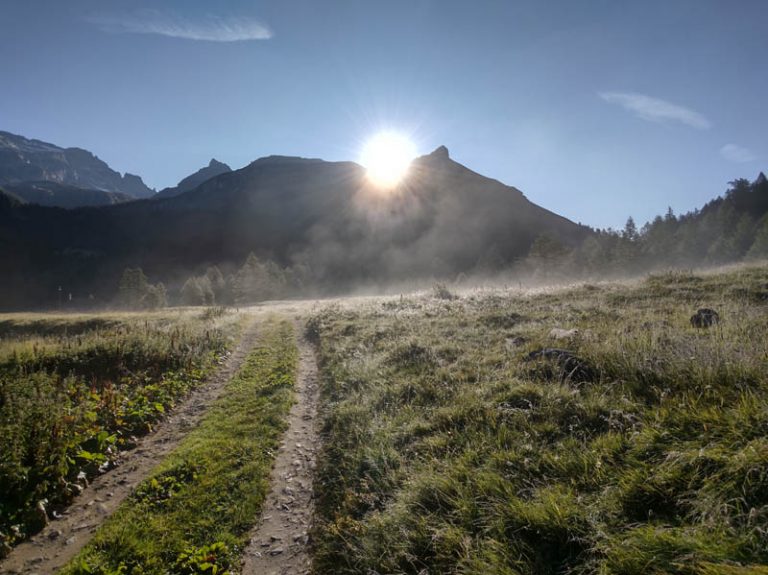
[63, 316, 296, 574]
[1, 264, 767, 574]
[308, 265, 768, 574]
[0, 309, 243, 552]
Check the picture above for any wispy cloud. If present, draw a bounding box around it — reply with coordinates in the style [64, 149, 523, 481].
[86, 10, 273, 42]
[599, 91, 711, 130]
[720, 143, 755, 163]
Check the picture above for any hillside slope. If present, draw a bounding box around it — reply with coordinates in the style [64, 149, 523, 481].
[0, 146, 590, 309]
[0, 130, 154, 200]
[3, 181, 133, 208]
[155, 158, 232, 199]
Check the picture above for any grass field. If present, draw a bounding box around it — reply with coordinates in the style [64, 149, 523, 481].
[2, 265, 768, 574]
[0, 308, 243, 551]
[308, 265, 768, 574]
[61, 316, 297, 574]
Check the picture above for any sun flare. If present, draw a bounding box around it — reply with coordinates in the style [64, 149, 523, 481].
[360, 131, 417, 188]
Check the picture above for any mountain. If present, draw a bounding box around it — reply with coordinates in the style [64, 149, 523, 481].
[0, 146, 590, 309]
[3, 181, 133, 208]
[0, 188, 23, 209]
[0, 131, 154, 202]
[155, 159, 232, 199]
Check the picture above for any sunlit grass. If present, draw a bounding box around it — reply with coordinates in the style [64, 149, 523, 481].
[0, 309, 244, 550]
[309, 264, 768, 574]
[61, 316, 297, 574]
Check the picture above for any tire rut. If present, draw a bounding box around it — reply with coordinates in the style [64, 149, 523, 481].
[240, 320, 320, 575]
[1, 318, 261, 574]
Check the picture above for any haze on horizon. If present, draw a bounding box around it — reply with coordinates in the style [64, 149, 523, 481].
[1, 0, 766, 229]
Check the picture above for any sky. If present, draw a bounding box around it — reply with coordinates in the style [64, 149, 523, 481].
[1, 0, 766, 229]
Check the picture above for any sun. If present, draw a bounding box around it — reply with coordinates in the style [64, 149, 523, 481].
[360, 131, 418, 188]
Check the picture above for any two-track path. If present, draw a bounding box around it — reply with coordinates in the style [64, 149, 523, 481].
[0, 306, 319, 575]
[240, 320, 320, 575]
[2, 311, 324, 575]
[2, 318, 263, 574]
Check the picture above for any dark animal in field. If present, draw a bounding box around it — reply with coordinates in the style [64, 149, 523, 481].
[690, 308, 720, 328]
[525, 348, 597, 383]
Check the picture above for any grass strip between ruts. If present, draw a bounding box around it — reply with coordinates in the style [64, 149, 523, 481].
[61, 315, 296, 575]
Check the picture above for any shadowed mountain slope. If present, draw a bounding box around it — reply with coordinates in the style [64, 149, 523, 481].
[155, 159, 232, 199]
[0, 146, 590, 309]
[0, 130, 154, 201]
[3, 181, 133, 208]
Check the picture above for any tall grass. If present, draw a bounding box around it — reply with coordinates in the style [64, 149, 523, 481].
[61, 316, 297, 574]
[309, 265, 768, 574]
[0, 311, 242, 551]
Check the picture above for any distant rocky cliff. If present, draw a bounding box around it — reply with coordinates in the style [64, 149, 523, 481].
[0, 130, 154, 203]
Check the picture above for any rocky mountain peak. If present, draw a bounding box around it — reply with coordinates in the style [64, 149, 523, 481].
[208, 158, 229, 170]
[426, 145, 450, 160]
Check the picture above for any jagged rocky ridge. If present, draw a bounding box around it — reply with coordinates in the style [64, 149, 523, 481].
[0, 130, 154, 205]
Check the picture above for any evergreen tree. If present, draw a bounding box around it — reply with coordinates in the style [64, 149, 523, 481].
[180, 277, 205, 306]
[143, 283, 167, 309]
[233, 253, 288, 303]
[641, 215, 675, 265]
[573, 235, 607, 276]
[673, 219, 707, 264]
[263, 260, 287, 298]
[205, 266, 226, 303]
[117, 268, 149, 308]
[732, 213, 756, 257]
[197, 275, 215, 305]
[746, 216, 768, 260]
[223, 274, 237, 305]
[526, 234, 569, 278]
[621, 217, 639, 241]
[116, 268, 167, 309]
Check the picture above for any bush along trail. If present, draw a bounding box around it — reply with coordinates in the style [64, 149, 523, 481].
[0, 310, 243, 559]
[0, 313, 255, 573]
[48, 315, 297, 574]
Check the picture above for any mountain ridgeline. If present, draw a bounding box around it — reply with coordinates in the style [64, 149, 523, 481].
[0, 145, 588, 309]
[0, 131, 153, 205]
[155, 159, 232, 199]
[2, 130, 766, 310]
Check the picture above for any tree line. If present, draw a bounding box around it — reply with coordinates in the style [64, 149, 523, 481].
[116, 253, 312, 309]
[117, 173, 768, 307]
[521, 174, 768, 280]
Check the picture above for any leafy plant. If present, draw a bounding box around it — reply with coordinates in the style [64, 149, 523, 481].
[174, 542, 231, 574]
[0, 311, 240, 547]
[133, 462, 199, 507]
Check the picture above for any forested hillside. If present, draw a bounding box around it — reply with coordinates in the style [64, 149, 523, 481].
[522, 173, 768, 279]
[0, 147, 589, 310]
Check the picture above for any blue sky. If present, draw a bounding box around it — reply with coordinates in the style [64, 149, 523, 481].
[1, 0, 766, 228]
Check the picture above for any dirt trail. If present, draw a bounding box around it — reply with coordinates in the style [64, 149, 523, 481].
[1, 318, 261, 575]
[240, 321, 320, 575]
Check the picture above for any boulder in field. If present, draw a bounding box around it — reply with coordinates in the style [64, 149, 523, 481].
[690, 308, 720, 328]
[549, 328, 579, 340]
